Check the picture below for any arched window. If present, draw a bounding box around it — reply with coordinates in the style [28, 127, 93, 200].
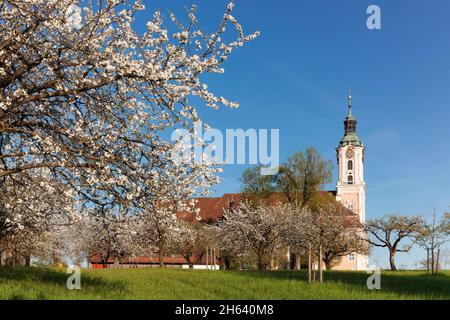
[347, 160, 353, 170]
[347, 175, 353, 185]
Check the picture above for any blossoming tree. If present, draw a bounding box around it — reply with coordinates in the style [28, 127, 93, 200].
[213, 201, 290, 270]
[0, 0, 258, 263]
[0, 0, 258, 208]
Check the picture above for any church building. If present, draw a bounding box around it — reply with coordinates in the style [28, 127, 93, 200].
[89, 92, 369, 270]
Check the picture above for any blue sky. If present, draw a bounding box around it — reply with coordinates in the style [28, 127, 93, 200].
[137, 0, 450, 269]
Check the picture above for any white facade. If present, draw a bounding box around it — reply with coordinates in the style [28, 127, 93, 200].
[335, 145, 366, 223]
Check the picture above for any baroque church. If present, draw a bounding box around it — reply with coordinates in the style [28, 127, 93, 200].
[89, 92, 369, 271]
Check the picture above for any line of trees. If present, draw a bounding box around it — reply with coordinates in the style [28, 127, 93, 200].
[65, 202, 208, 269]
[211, 196, 368, 276]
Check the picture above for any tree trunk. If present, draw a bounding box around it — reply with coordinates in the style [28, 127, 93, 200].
[435, 249, 440, 274]
[184, 254, 194, 269]
[431, 247, 435, 274]
[324, 258, 332, 270]
[295, 255, 301, 270]
[25, 255, 31, 267]
[289, 253, 295, 270]
[159, 249, 165, 268]
[426, 248, 430, 273]
[319, 245, 323, 283]
[257, 253, 264, 271]
[76, 250, 82, 267]
[102, 259, 108, 268]
[308, 244, 312, 283]
[224, 256, 231, 270]
[312, 264, 316, 282]
[389, 250, 397, 271]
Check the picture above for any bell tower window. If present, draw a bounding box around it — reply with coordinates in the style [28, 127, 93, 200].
[347, 160, 353, 170]
[347, 175, 353, 185]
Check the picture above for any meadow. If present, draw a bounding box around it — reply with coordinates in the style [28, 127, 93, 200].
[0, 267, 448, 300]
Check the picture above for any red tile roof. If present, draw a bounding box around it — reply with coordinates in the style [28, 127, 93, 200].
[178, 193, 243, 223]
[178, 192, 302, 224]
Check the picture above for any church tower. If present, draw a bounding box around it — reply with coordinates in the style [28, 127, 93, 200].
[335, 90, 368, 270]
[335, 90, 366, 223]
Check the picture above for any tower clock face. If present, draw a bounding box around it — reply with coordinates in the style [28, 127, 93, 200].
[346, 147, 354, 158]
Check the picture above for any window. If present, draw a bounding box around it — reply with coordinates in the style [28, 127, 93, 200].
[348, 204, 354, 212]
[348, 254, 356, 261]
[347, 175, 353, 184]
[347, 160, 353, 170]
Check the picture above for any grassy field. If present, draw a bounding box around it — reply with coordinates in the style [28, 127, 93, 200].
[0, 267, 449, 300]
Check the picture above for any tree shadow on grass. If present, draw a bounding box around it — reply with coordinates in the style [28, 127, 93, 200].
[229, 270, 450, 299]
[0, 266, 126, 299]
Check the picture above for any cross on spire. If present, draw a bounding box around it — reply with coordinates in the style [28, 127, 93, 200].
[348, 85, 352, 108]
[347, 85, 353, 119]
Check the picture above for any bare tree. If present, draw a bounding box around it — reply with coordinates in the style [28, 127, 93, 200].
[415, 210, 449, 274]
[365, 214, 424, 271]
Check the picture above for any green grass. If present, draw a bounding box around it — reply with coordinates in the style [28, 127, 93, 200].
[0, 267, 449, 300]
